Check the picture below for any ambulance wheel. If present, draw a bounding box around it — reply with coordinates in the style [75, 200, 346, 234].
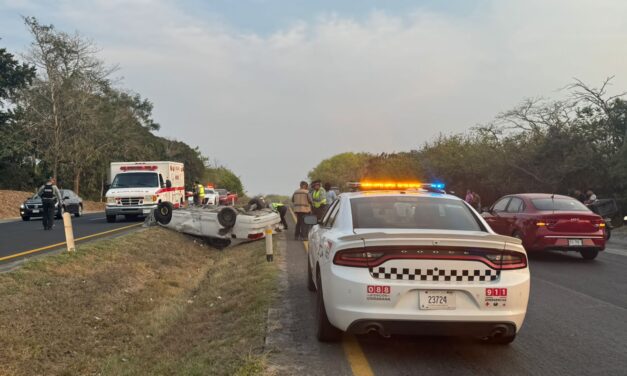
[106, 215, 116, 223]
[217, 207, 238, 228]
[155, 202, 173, 225]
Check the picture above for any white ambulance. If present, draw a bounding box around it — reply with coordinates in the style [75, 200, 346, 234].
[105, 161, 185, 222]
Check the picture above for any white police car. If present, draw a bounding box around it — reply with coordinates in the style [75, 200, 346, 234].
[306, 182, 530, 344]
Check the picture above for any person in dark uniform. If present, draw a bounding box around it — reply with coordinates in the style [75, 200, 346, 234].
[37, 177, 63, 230]
[271, 202, 288, 230]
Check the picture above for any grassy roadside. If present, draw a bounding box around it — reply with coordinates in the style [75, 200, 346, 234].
[0, 227, 279, 375]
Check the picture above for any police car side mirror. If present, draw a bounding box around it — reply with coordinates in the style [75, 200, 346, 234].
[303, 215, 318, 226]
[166, 179, 172, 188]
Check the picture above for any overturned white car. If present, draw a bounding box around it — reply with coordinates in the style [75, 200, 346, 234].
[151, 202, 281, 248]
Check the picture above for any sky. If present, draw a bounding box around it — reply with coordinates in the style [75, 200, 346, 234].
[1, 0, 627, 195]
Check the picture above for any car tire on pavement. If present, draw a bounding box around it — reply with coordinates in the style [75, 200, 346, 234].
[307, 257, 316, 292]
[21, 216, 30, 221]
[55, 206, 64, 220]
[74, 205, 82, 218]
[106, 214, 116, 223]
[316, 269, 342, 342]
[580, 248, 599, 260]
[484, 332, 516, 345]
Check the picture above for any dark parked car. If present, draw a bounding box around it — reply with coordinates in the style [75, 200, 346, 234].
[20, 189, 84, 221]
[481, 193, 606, 260]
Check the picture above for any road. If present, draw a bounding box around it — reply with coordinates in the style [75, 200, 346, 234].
[269, 214, 627, 375]
[0, 212, 143, 264]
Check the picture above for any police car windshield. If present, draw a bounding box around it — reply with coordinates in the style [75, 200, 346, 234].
[351, 196, 484, 231]
[111, 172, 159, 188]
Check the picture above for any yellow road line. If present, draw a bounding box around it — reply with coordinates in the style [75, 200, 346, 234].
[287, 208, 374, 375]
[343, 334, 376, 376]
[0, 222, 142, 262]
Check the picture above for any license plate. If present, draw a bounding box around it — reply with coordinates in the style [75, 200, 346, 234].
[568, 239, 583, 247]
[32, 209, 39, 213]
[419, 290, 456, 310]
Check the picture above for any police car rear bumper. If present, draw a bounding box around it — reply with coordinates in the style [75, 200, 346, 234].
[106, 205, 157, 216]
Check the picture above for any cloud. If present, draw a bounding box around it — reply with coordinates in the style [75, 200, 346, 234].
[2, 0, 627, 194]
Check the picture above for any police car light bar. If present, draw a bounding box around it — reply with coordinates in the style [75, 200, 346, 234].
[348, 181, 446, 190]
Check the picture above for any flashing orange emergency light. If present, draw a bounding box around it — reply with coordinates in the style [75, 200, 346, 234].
[348, 181, 446, 191]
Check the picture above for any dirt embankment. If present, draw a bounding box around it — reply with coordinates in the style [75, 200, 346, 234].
[0, 227, 279, 375]
[0, 190, 105, 219]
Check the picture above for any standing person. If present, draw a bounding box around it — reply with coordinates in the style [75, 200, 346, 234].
[324, 183, 337, 206]
[573, 189, 586, 203]
[311, 180, 327, 220]
[37, 177, 62, 230]
[271, 202, 288, 230]
[465, 189, 473, 204]
[584, 189, 597, 205]
[471, 191, 482, 211]
[194, 181, 205, 206]
[292, 181, 313, 240]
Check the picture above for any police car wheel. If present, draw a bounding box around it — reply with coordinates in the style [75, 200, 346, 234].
[315, 269, 342, 342]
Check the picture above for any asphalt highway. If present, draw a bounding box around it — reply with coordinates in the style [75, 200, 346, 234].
[0, 212, 143, 264]
[271, 214, 627, 376]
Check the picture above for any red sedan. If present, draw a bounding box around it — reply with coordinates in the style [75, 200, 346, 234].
[481, 193, 606, 260]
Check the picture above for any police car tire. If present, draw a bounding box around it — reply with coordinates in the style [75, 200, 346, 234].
[315, 270, 342, 342]
[217, 207, 237, 228]
[307, 258, 316, 292]
[155, 202, 173, 225]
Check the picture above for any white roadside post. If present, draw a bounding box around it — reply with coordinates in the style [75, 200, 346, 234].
[62, 212, 76, 252]
[265, 226, 273, 262]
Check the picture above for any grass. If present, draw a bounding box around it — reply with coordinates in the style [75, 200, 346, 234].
[0, 227, 279, 375]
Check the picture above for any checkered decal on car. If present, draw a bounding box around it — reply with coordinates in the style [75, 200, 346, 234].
[369, 267, 500, 282]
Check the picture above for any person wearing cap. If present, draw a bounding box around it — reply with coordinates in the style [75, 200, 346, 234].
[37, 177, 63, 230]
[311, 180, 327, 220]
[292, 181, 313, 240]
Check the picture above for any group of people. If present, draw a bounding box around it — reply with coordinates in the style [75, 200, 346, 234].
[291, 180, 337, 240]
